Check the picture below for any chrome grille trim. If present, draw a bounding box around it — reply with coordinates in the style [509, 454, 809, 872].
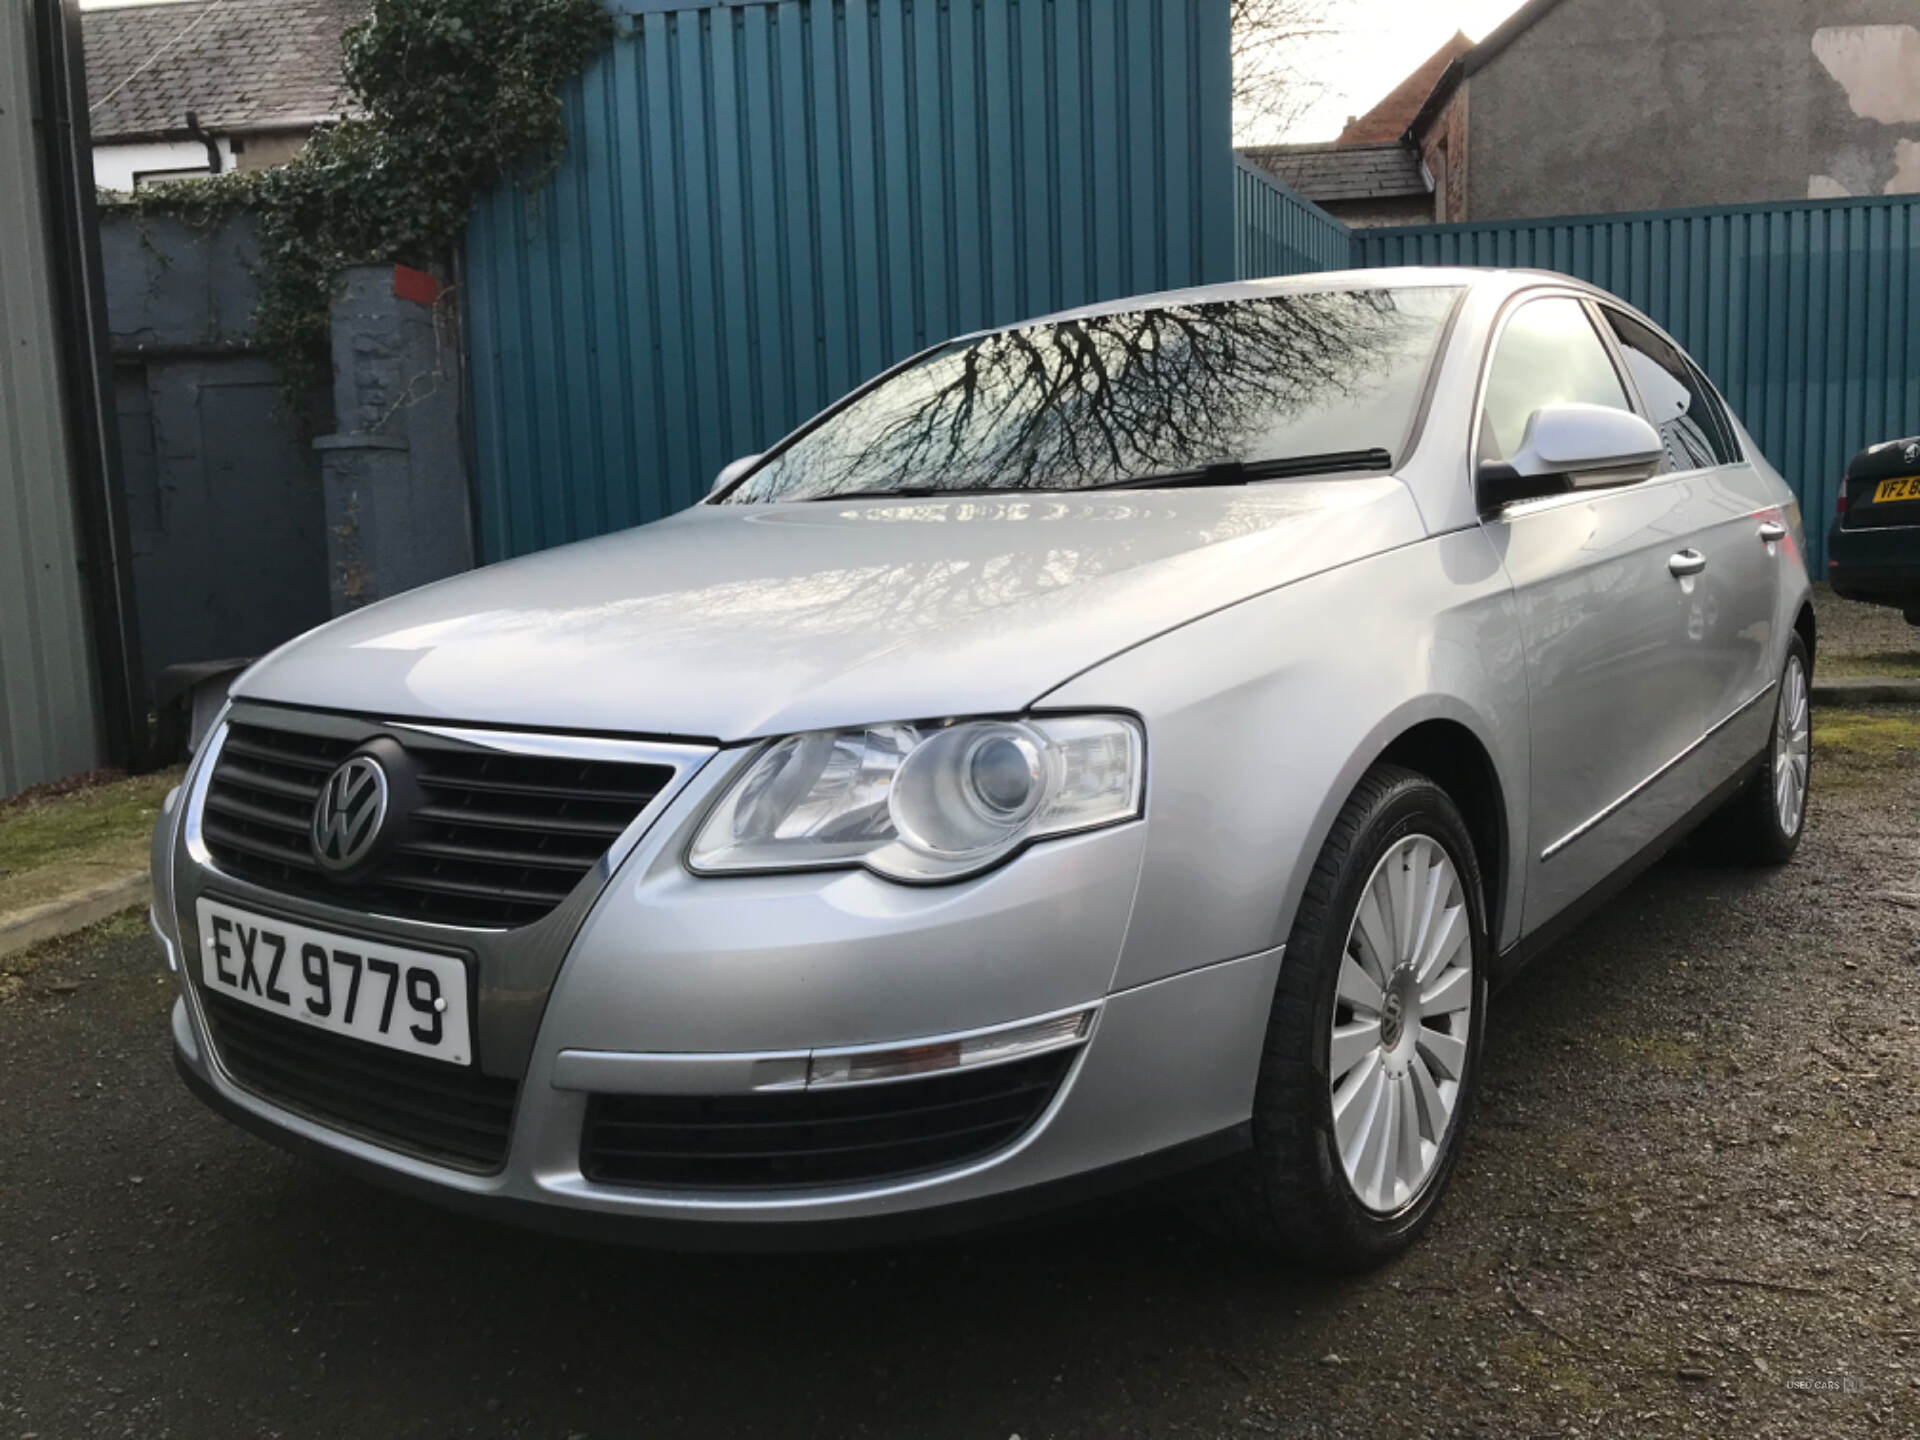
[189, 708, 710, 931]
[176, 702, 718, 1081]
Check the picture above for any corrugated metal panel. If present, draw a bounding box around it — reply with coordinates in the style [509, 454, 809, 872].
[1356, 195, 1920, 575]
[466, 0, 1235, 560]
[1234, 156, 1354, 279]
[0, 0, 102, 797]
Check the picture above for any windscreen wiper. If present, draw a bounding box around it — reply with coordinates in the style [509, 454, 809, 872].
[800, 448, 1393, 502]
[1085, 448, 1395, 491]
[803, 485, 1013, 502]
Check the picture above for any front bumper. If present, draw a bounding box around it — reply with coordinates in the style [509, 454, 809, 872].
[166, 959, 1268, 1246]
[157, 708, 1281, 1242]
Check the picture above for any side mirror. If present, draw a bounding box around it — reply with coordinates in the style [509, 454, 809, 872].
[1477, 404, 1663, 512]
[709, 453, 764, 498]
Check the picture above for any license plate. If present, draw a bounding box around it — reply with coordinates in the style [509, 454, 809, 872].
[195, 898, 473, 1066]
[1872, 475, 1920, 504]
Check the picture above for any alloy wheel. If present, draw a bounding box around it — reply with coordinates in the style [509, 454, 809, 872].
[1329, 834, 1474, 1215]
[1773, 655, 1810, 836]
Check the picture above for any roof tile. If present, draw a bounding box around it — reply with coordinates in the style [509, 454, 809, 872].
[84, 0, 366, 141]
[1337, 31, 1474, 146]
[1238, 143, 1431, 204]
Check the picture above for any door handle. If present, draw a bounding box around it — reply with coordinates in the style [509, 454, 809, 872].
[1668, 549, 1708, 578]
[1758, 521, 1788, 543]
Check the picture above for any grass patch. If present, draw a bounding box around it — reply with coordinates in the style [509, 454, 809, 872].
[0, 769, 184, 913]
[1812, 707, 1920, 794]
[1820, 652, 1920, 679]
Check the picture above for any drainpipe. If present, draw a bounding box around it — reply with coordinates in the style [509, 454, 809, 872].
[183, 109, 222, 174]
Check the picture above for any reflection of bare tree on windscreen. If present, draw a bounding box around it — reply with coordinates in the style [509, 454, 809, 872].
[742, 291, 1435, 501]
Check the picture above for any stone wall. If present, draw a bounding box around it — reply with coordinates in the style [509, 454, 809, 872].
[1462, 0, 1920, 220]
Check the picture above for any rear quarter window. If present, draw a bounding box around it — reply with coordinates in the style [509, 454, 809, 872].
[1602, 310, 1741, 470]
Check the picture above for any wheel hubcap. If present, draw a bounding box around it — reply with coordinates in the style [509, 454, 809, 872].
[1773, 656, 1810, 836]
[1330, 834, 1474, 1215]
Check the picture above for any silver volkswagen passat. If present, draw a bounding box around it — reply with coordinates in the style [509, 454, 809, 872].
[153, 268, 1813, 1267]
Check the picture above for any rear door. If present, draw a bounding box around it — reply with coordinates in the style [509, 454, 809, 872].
[1598, 308, 1780, 767]
[1477, 295, 1713, 935]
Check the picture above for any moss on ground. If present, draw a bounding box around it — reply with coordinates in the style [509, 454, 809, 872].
[1813, 706, 1920, 756]
[1811, 706, 1920, 794]
[1819, 652, 1920, 679]
[0, 769, 184, 913]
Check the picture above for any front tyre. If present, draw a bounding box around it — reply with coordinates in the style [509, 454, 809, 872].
[1204, 765, 1489, 1270]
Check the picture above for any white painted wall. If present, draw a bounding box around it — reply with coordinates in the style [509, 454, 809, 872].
[1809, 24, 1920, 197]
[91, 136, 234, 192]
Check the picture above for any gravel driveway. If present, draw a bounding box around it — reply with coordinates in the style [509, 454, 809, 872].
[4, 706, 1917, 1440]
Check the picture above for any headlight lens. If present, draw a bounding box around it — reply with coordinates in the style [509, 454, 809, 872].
[688, 715, 1143, 881]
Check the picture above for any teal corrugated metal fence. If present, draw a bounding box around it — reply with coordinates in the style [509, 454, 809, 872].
[1356, 196, 1920, 574]
[1234, 157, 1353, 279]
[465, 0, 1234, 560]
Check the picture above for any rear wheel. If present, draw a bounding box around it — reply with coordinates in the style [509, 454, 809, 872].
[1713, 634, 1811, 865]
[1201, 765, 1489, 1270]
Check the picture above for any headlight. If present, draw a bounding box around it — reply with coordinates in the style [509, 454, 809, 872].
[688, 715, 1144, 882]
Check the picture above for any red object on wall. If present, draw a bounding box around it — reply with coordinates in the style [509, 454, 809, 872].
[393, 264, 439, 306]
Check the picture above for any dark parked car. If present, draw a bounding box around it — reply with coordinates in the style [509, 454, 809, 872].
[1830, 436, 1920, 623]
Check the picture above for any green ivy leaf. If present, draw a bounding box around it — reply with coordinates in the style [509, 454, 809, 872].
[101, 0, 613, 420]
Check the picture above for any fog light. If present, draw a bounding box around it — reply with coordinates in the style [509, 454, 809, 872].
[807, 1008, 1095, 1088]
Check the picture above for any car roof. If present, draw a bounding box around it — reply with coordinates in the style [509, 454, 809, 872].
[1024, 267, 1610, 328]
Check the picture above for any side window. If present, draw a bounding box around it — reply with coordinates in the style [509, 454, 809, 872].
[1480, 298, 1634, 464]
[1601, 310, 1740, 470]
[1686, 359, 1742, 463]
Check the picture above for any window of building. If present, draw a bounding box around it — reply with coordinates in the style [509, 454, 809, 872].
[132, 166, 214, 189]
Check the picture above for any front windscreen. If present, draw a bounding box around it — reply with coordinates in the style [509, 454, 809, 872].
[719, 285, 1463, 503]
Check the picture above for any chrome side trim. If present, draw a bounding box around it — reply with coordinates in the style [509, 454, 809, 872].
[1540, 682, 1777, 863]
[550, 1002, 1102, 1097]
[553, 1047, 812, 1096]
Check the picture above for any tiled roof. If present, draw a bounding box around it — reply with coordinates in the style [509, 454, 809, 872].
[1338, 31, 1474, 145]
[1238, 143, 1431, 204]
[84, 0, 365, 142]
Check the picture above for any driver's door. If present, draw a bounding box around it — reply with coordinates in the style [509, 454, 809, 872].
[1477, 296, 1713, 934]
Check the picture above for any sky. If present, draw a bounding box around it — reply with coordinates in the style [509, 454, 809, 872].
[78, 0, 1531, 147]
[1266, 0, 1532, 144]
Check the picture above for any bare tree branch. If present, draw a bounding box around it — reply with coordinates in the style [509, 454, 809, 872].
[734, 289, 1459, 503]
[1232, 0, 1333, 142]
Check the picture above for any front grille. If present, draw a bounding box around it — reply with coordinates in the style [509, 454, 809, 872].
[581, 1050, 1076, 1191]
[201, 720, 675, 928]
[202, 993, 519, 1171]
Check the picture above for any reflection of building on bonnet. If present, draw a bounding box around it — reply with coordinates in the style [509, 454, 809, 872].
[734, 287, 1463, 501]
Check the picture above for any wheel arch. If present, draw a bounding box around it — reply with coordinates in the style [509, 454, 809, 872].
[1374, 718, 1511, 943]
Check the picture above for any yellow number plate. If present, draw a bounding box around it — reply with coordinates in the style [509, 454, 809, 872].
[1873, 475, 1920, 503]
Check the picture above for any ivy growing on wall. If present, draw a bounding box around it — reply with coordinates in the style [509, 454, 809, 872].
[111, 0, 613, 402]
